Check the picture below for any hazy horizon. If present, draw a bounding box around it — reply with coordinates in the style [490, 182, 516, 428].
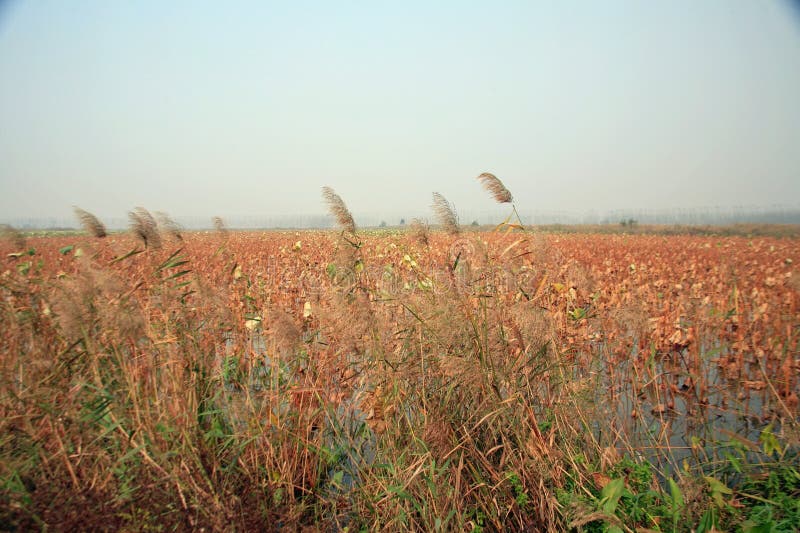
[2, 1, 799, 224]
[5, 204, 800, 231]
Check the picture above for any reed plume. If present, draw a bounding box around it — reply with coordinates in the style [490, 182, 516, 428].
[212, 216, 227, 234]
[431, 192, 460, 235]
[409, 218, 430, 246]
[128, 207, 162, 249]
[73, 207, 107, 238]
[476, 172, 513, 203]
[268, 309, 301, 354]
[155, 211, 183, 241]
[322, 186, 356, 234]
[0, 223, 25, 249]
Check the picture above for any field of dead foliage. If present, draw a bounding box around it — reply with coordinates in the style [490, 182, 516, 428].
[1, 224, 798, 531]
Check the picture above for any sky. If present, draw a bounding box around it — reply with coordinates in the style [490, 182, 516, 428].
[1, 1, 799, 226]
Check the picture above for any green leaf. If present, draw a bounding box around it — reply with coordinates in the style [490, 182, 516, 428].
[110, 247, 144, 263]
[669, 477, 684, 508]
[600, 478, 625, 514]
[696, 508, 717, 533]
[155, 247, 186, 271]
[165, 269, 191, 281]
[326, 263, 337, 278]
[179, 289, 195, 302]
[703, 476, 732, 508]
[669, 477, 684, 529]
[568, 307, 589, 321]
[451, 251, 462, 271]
[59, 244, 74, 255]
[759, 423, 782, 456]
[723, 451, 743, 473]
[741, 521, 777, 533]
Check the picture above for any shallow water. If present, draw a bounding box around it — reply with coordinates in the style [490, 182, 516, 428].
[591, 341, 792, 476]
[220, 329, 793, 482]
[220, 331, 377, 495]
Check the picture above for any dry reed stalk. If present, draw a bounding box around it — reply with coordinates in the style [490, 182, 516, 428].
[212, 216, 227, 234]
[476, 172, 513, 203]
[431, 192, 460, 235]
[52, 265, 144, 341]
[268, 309, 302, 354]
[409, 218, 430, 246]
[129, 207, 162, 248]
[322, 186, 356, 234]
[0, 223, 26, 249]
[73, 207, 107, 238]
[156, 211, 183, 241]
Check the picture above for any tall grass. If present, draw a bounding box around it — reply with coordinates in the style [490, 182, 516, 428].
[0, 186, 798, 531]
[73, 207, 108, 238]
[431, 192, 460, 235]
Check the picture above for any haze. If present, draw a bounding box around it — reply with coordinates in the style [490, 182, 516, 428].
[1, 1, 799, 227]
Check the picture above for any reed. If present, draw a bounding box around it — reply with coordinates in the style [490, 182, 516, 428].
[408, 218, 430, 246]
[0, 193, 796, 532]
[0, 223, 25, 249]
[322, 186, 356, 234]
[73, 206, 107, 237]
[212, 215, 227, 234]
[476, 172, 513, 203]
[431, 192, 460, 234]
[156, 211, 183, 241]
[128, 206, 162, 248]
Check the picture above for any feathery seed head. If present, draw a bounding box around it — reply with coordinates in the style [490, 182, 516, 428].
[212, 216, 227, 233]
[129, 207, 162, 248]
[477, 172, 513, 203]
[155, 211, 183, 241]
[409, 218, 430, 246]
[322, 186, 356, 234]
[73, 207, 107, 238]
[431, 192, 460, 235]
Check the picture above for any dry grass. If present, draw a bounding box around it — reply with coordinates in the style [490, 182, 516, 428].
[73, 207, 107, 238]
[322, 186, 356, 234]
[408, 218, 430, 246]
[212, 215, 227, 234]
[0, 223, 25, 249]
[128, 206, 162, 248]
[0, 221, 797, 531]
[156, 211, 183, 241]
[476, 172, 513, 203]
[431, 192, 460, 235]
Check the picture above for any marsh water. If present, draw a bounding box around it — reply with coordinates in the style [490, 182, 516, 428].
[586, 340, 791, 480]
[219, 331, 791, 490]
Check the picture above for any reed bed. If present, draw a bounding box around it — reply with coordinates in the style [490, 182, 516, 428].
[0, 190, 798, 530]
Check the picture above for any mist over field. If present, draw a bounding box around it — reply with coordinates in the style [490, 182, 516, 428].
[4, 205, 800, 231]
[1, 1, 800, 224]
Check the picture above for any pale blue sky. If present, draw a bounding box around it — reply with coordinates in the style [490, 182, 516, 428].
[1, 1, 799, 225]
